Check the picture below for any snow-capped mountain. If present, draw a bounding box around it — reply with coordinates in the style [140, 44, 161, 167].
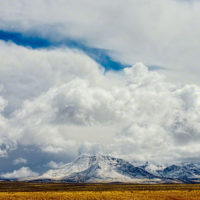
[29, 155, 167, 183]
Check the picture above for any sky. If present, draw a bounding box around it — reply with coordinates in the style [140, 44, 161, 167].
[0, 0, 200, 178]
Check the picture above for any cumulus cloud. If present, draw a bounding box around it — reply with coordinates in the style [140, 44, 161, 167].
[1, 167, 39, 179]
[0, 41, 200, 167]
[0, 41, 103, 117]
[13, 157, 27, 165]
[0, 0, 200, 83]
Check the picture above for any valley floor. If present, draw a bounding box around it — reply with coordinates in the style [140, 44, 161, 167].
[0, 182, 200, 200]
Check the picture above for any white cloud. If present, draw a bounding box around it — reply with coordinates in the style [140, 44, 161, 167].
[13, 157, 27, 165]
[0, 87, 16, 157]
[0, 0, 200, 83]
[1, 167, 39, 179]
[46, 161, 65, 169]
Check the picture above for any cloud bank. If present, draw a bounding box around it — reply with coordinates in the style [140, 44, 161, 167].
[0, 41, 200, 168]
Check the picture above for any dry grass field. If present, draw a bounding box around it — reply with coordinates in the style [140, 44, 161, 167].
[0, 182, 200, 200]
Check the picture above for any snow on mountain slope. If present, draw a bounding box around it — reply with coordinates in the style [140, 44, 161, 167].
[39, 155, 91, 180]
[33, 155, 165, 183]
[140, 161, 166, 177]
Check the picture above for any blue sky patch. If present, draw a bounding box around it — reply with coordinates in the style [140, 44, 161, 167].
[0, 30, 130, 71]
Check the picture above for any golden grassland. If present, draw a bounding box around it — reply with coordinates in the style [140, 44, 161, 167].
[0, 182, 200, 200]
[1, 191, 200, 200]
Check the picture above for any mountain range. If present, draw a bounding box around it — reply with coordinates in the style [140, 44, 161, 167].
[2, 155, 200, 183]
